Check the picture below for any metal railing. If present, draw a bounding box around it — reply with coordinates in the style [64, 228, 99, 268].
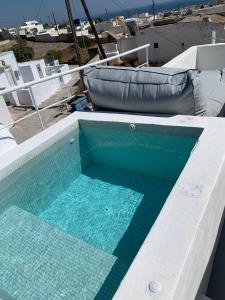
[0, 44, 150, 133]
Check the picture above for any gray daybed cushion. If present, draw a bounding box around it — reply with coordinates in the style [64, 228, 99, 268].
[193, 69, 225, 117]
[84, 66, 225, 117]
[84, 66, 205, 115]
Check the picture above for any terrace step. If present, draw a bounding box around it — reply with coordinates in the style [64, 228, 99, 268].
[0, 206, 124, 300]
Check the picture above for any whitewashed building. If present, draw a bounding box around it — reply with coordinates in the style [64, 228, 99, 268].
[19, 20, 44, 36]
[118, 21, 225, 64]
[95, 20, 127, 35]
[0, 51, 72, 108]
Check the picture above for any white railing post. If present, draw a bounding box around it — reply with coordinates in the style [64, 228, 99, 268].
[211, 31, 216, 44]
[145, 46, 149, 66]
[28, 87, 45, 130]
[0, 44, 150, 133]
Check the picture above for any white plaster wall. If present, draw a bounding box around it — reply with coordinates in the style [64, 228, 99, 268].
[164, 43, 225, 70]
[0, 96, 13, 125]
[0, 124, 17, 156]
[196, 43, 225, 70]
[117, 36, 138, 60]
[76, 30, 89, 37]
[0, 51, 23, 85]
[0, 71, 20, 106]
[196, 4, 225, 15]
[58, 65, 71, 84]
[17, 60, 72, 106]
[163, 46, 198, 68]
[16, 77, 60, 107]
[118, 22, 225, 64]
[30, 77, 61, 106]
[19, 59, 47, 82]
[16, 89, 32, 106]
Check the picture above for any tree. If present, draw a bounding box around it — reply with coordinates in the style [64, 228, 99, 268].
[58, 22, 68, 29]
[163, 11, 172, 17]
[184, 9, 193, 16]
[46, 50, 63, 62]
[95, 17, 103, 24]
[11, 39, 34, 62]
[78, 36, 94, 48]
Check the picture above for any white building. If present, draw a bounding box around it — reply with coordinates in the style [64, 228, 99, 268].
[0, 51, 72, 108]
[118, 21, 225, 64]
[8, 28, 17, 36]
[35, 27, 89, 43]
[19, 20, 44, 36]
[0, 51, 23, 106]
[95, 20, 128, 35]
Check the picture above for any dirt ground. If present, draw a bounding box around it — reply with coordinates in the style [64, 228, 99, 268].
[0, 39, 16, 52]
[26, 41, 74, 60]
[0, 40, 92, 64]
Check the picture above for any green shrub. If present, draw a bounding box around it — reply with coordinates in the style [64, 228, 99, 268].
[11, 40, 34, 62]
[72, 36, 95, 49]
[46, 50, 63, 62]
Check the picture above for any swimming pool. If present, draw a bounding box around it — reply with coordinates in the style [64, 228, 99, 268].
[0, 119, 201, 299]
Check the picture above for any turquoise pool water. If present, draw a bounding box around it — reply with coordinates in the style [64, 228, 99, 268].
[0, 121, 201, 299]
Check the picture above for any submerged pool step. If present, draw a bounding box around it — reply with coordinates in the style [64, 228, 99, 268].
[0, 206, 120, 300]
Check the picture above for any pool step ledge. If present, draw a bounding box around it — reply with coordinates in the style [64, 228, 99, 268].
[0, 206, 118, 300]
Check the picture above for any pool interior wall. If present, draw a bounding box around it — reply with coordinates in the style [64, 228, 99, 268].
[0, 121, 201, 299]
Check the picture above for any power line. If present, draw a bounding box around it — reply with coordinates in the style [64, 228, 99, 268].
[111, 0, 130, 16]
[65, 0, 82, 66]
[36, 0, 44, 20]
[152, 0, 155, 20]
[80, 0, 107, 59]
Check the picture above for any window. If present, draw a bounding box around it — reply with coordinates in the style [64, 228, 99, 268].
[14, 70, 20, 81]
[154, 43, 159, 49]
[36, 64, 44, 78]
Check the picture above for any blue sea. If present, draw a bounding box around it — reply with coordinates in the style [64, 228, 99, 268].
[93, 0, 210, 20]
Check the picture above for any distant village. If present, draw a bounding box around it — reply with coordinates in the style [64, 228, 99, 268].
[1, 1, 225, 66]
[1, 0, 225, 128]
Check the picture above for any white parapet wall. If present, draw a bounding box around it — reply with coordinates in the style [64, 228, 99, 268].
[118, 22, 225, 65]
[164, 43, 225, 70]
[163, 46, 198, 69]
[0, 123, 17, 156]
[0, 96, 13, 126]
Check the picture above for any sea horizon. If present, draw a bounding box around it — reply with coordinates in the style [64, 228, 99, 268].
[92, 0, 210, 20]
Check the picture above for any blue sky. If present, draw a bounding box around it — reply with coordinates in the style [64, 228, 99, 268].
[0, 0, 169, 27]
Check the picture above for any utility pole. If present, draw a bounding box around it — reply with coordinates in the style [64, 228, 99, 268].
[105, 8, 109, 20]
[52, 11, 59, 34]
[152, 0, 155, 20]
[48, 15, 51, 25]
[80, 0, 106, 59]
[65, 0, 82, 67]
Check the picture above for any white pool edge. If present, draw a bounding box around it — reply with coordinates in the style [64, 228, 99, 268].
[1, 112, 225, 300]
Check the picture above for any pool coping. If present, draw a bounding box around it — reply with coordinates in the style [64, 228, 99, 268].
[1, 112, 225, 300]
